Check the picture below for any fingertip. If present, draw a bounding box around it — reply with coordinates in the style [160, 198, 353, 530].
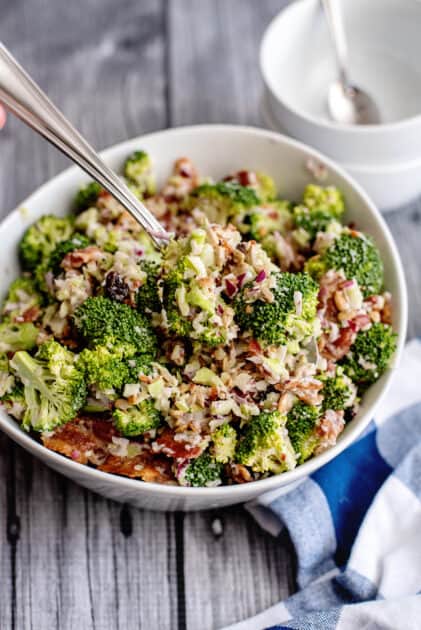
[0, 106, 6, 129]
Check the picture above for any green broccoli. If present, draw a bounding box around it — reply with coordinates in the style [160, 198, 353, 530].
[245, 200, 293, 241]
[211, 424, 237, 464]
[0, 322, 39, 353]
[321, 370, 355, 412]
[341, 322, 397, 389]
[179, 451, 223, 487]
[73, 181, 102, 213]
[189, 182, 260, 224]
[77, 346, 131, 393]
[113, 399, 161, 437]
[34, 233, 92, 294]
[253, 172, 277, 202]
[0, 383, 26, 420]
[233, 271, 319, 346]
[47, 234, 91, 275]
[163, 259, 194, 338]
[236, 410, 296, 473]
[73, 296, 157, 358]
[0, 353, 15, 397]
[10, 339, 86, 432]
[137, 260, 162, 315]
[19, 215, 74, 271]
[305, 231, 384, 297]
[124, 151, 156, 198]
[286, 402, 320, 464]
[78, 346, 153, 395]
[292, 185, 345, 244]
[162, 231, 231, 345]
[2, 276, 43, 321]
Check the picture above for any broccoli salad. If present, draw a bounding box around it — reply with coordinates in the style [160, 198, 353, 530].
[0, 151, 397, 487]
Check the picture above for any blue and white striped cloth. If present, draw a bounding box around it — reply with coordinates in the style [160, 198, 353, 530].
[225, 339, 421, 630]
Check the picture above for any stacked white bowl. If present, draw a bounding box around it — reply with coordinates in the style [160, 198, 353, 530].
[260, 0, 421, 211]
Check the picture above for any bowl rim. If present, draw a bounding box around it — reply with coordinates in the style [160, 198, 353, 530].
[260, 0, 421, 134]
[0, 123, 408, 499]
[261, 89, 421, 173]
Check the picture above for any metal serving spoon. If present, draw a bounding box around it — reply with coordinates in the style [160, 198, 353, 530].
[321, 0, 381, 125]
[0, 42, 170, 249]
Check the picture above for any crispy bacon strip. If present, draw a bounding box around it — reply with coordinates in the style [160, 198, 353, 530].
[42, 417, 115, 465]
[100, 453, 174, 484]
[154, 428, 203, 459]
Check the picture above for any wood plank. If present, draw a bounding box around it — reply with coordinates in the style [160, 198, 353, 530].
[183, 507, 295, 630]
[168, 0, 287, 126]
[0, 1, 176, 629]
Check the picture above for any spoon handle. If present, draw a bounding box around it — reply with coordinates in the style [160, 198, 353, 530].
[0, 43, 170, 249]
[321, 0, 350, 87]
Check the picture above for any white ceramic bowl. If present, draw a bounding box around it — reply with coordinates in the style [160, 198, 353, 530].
[260, 0, 421, 207]
[0, 125, 407, 511]
[261, 91, 421, 212]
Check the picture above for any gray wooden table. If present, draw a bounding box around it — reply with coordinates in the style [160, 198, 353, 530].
[0, 1, 420, 629]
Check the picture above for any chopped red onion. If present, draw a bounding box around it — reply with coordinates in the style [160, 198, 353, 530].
[255, 270, 266, 283]
[237, 273, 247, 288]
[225, 279, 237, 297]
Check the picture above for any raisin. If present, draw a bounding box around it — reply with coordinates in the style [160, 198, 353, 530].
[105, 272, 130, 303]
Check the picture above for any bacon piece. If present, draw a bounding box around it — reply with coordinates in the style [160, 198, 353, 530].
[61, 246, 103, 270]
[223, 170, 258, 188]
[162, 157, 199, 200]
[314, 410, 345, 455]
[42, 417, 114, 465]
[279, 377, 323, 405]
[16, 305, 41, 323]
[154, 428, 202, 459]
[100, 453, 174, 484]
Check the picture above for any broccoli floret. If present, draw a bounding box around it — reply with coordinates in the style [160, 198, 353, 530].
[246, 200, 293, 241]
[74, 296, 157, 358]
[321, 370, 356, 412]
[78, 346, 153, 394]
[137, 260, 162, 315]
[125, 354, 154, 381]
[113, 400, 161, 437]
[179, 452, 223, 487]
[305, 231, 384, 297]
[47, 234, 91, 275]
[2, 276, 43, 321]
[162, 231, 232, 345]
[189, 182, 260, 224]
[236, 410, 296, 473]
[77, 346, 131, 393]
[292, 185, 345, 244]
[0, 322, 39, 353]
[253, 172, 277, 202]
[34, 233, 92, 294]
[0, 353, 15, 397]
[341, 323, 397, 389]
[10, 340, 86, 432]
[286, 402, 320, 464]
[303, 184, 344, 218]
[0, 383, 26, 420]
[163, 260, 194, 338]
[211, 424, 237, 464]
[73, 182, 102, 213]
[234, 271, 319, 346]
[124, 151, 156, 198]
[19, 215, 74, 271]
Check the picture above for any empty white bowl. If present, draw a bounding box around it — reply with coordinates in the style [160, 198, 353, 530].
[261, 91, 421, 212]
[0, 125, 407, 511]
[260, 0, 421, 209]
